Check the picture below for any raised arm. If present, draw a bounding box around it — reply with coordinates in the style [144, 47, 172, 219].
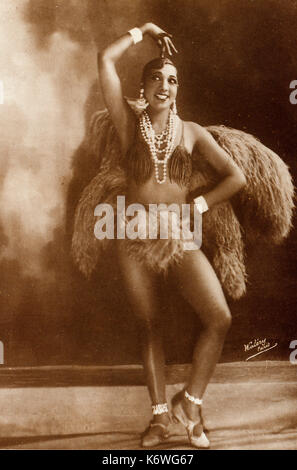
[97, 23, 176, 154]
[190, 123, 247, 208]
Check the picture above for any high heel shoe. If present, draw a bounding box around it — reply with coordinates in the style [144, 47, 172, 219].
[141, 420, 170, 447]
[141, 403, 171, 448]
[171, 390, 210, 449]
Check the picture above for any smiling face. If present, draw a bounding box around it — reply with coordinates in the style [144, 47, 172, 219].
[143, 63, 178, 112]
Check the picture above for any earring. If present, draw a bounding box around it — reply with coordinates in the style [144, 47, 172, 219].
[171, 99, 177, 115]
[137, 87, 148, 108]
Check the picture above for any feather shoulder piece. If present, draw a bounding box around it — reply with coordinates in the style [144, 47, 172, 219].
[71, 104, 294, 299]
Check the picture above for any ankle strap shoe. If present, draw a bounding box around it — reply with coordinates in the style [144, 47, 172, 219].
[171, 390, 210, 449]
[141, 420, 170, 448]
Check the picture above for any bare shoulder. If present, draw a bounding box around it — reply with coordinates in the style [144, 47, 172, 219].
[184, 121, 211, 139]
[182, 120, 211, 153]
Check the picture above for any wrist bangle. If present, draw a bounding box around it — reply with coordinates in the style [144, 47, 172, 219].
[128, 27, 143, 44]
[194, 195, 209, 214]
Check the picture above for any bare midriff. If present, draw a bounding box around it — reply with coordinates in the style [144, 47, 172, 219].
[127, 175, 189, 207]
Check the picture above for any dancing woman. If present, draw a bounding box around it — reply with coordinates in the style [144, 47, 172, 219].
[96, 22, 247, 448]
[72, 22, 293, 448]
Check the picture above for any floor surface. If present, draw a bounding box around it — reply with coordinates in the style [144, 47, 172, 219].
[0, 361, 295, 450]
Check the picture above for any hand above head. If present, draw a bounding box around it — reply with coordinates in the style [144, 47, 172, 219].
[144, 23, 178, 56]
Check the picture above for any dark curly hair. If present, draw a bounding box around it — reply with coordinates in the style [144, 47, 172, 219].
[141, 57, 177, 85]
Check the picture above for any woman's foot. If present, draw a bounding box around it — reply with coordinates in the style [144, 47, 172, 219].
[171, 390, 210, 449]
[141, 412, 171, 448]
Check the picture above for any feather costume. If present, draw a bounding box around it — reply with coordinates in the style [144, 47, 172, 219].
[72, 102, 294, 300]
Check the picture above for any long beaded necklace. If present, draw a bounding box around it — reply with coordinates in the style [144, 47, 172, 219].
[154, 128, 168, 150]
[139, 109, 178, 184]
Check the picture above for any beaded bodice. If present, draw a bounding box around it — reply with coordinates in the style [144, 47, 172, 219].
[122, 121, 193, 188]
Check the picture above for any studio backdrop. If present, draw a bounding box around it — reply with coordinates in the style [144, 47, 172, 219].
[0, 0, 296, 366]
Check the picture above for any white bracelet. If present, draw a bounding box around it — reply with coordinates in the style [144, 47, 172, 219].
[128, 27, 143, 44]
[194, 195, 209, 215]
[152, 403, 168, 415]
[185, 390, 203, 406]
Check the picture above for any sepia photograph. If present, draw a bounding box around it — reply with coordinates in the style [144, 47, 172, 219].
[0, 0, 296, 452]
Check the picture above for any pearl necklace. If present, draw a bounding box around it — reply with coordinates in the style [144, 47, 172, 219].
[139, 110, 178, 184]
[154, 128, 168, 151]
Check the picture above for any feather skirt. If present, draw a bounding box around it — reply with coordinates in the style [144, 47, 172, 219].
[71, 109, 294, 301]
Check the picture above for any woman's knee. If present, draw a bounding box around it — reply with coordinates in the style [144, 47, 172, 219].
[218, 309, 232, 333]
[202, 305, 232, 335]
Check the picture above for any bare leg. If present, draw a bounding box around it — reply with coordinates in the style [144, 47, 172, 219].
[173, 249, 232, 422]
[117, 241, 170, 426]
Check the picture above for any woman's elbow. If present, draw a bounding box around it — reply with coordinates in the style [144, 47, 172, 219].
[97, 49, 112, 67]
